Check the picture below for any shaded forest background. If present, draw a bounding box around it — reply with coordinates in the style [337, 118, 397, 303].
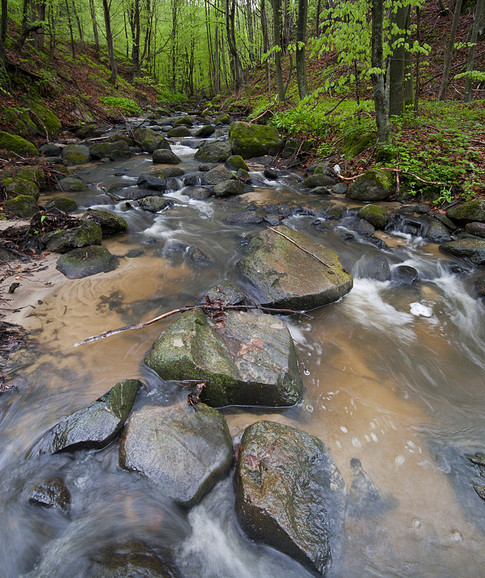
[0, 0, 484, 200]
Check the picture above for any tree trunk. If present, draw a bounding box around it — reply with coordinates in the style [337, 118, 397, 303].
[371, 0, 390, 143]
[464, 0, 485, 101]
[295, 0, 308, 99]
[438, 0, 463, 101]
[246, 0, 254, 60]
[271, 0, 285, 101]
[171, 0, 178, 92]
[225, 0, 243, 90]
[414, 6, 421, 112]
[315, 0, 321, 37]
[261, 0, 271, 98]
[102, 0, 117, 84]
[71, 0, 85, 51]
[65, 0, 76, 58]
[89, 0, 100, 55]
[130, 0, 141, 79]
[388, 4, 410, 116]
[1, 0, 8, 44]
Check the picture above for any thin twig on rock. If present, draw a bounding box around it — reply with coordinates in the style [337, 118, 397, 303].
[268, 226, 334, 269]
[74, 303, 311, 347]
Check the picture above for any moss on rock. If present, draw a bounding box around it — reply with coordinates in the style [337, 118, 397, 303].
[229, 122, 283, 159]
[0, 131, 39, 156]
[347, 168, 395, 201]
[358, 204, 390, 229]
[3, 194, 39, 217]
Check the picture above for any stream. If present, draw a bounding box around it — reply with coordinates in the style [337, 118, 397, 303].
[1, 117, 485, 577]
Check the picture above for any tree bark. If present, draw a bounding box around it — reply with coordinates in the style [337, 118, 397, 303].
[271, 0, 285, 101]
[129, 0, 141, 79]
[389, 4, 410, 116]
[438, 0, 463, 101]
[89, 0, 100, 55]
[295, 0, 308, 99]
[464, 0, 485, 101]
[261, 0, 271, 98]
[371, 0, 390, 143]
[102, 0, 117, 84]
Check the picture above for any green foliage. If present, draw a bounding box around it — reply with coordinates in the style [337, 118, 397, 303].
[380, 101, 485, 202]
[98, 97, 142, 116]
[155, 86, 188, 104]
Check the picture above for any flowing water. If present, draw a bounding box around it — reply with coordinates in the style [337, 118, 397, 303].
[1, 120, 485, 577]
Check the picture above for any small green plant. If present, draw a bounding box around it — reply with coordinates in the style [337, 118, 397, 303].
[99, 96, 142, 116]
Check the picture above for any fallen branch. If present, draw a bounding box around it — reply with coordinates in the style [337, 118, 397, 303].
[268, 227, 334, 270]
[74, 303, 311, 347]
[338, 167, 449, 187]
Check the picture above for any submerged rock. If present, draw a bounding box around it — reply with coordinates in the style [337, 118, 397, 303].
[144, 308, 303, 407]
[30, 379, 142, 456]
[56, 245, 119, 278]
[119, 402, 233, 507]
[237, 225, 353, 309]
[29, 478, 71, 514]
[234, 420, 345, 576]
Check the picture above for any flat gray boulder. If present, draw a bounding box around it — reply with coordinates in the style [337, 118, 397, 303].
[201, 164, 234, 186]
[144, 308, 303, 407]
[30, 379, 142, 456]
[119, 402, 233, 507]
[237, 225, 353, 309]
[234, 420, 345, 576]
[447, 199, 485, 224]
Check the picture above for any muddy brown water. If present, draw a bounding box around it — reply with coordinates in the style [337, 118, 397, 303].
[1, 128, 485, 577]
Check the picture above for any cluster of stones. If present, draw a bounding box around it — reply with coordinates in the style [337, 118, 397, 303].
[28, 211, 353, 574]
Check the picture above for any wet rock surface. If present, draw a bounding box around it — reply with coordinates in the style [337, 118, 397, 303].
[144, 308, 303, 407]
[29, 478, 71, 514]
[56, 245, 119, 278]
[234, 420, 345, 576]
[30, 379, 141, 456]
[119, 402, 233, 507]
[237, 225, 353, 309]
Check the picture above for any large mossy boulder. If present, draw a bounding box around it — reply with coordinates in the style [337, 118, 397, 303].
[194, 124, 215, 138]
[56, 245, 119, 278]
[28, 103, 62, 138]
[133, 128, 171, 153]
[30, 380, 142, 456]
[42, 220, 102, 253]
[45, 197, 78, 213]
[229, 122, 283, 159]
[347, 168, 395, 201]
[447, 200, 485, 224]
[62, 144, 90, 165]
[0, 131, 39, 156]
[439, 238, 485, 265]
[81, 209, 128, 237]
[234, 420, 345, 576]
[119, 402, 233, 507]
[194, 140, 232, 163]
[144, 308, 303, 407]
[213, 179, 247, 197]
[89, 140, 132, 161]
[237, 225, 353, 310]
[3, 194, 39, 217]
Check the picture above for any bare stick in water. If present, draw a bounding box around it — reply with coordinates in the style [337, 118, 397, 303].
[74, 303, 311, 347]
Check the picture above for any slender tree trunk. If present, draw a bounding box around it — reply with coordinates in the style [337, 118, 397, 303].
[315, 0, 321, 37]
[226, 0, 243, 90]
[271, 0, 285, 101]
[65, 0, 76, 58]
[102, 0, 117, 84]
[389, 4, 410, 116]
[1, 0, 8, 44]
[71, 0, 84, 51]
[371, 0, 390, 143]
[438, 0, 463, 101]
[414, 6, 421, 112]
[171, 0, 178, 92]
[130, 0, 141, 79]
[89, 0, 100, 55]
[464, 0, 485, 101]
[261, 0, 271, 98]
[295, 0, 308, 99]
[246, 0, 254, 60]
